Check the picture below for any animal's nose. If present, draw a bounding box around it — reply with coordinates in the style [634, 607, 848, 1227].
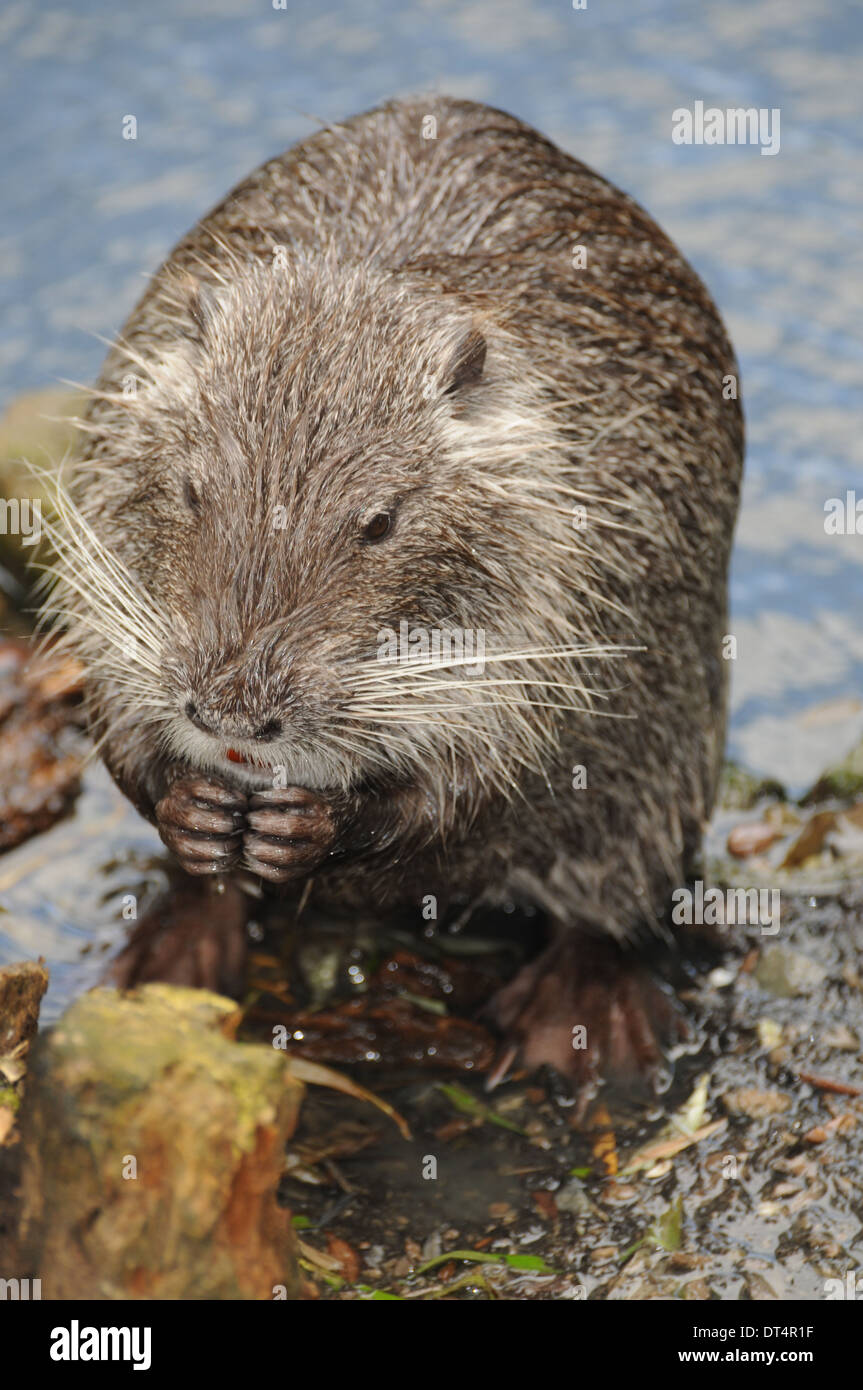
[184, 701, 282, 742]
[252, 718, 283, 742]
[184, 699, 217, 734]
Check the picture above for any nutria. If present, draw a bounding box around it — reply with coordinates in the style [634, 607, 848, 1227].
[45, 97, 743, 1093]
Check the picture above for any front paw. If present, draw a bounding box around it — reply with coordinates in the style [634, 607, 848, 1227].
[155, 776, 247, 876]
[243, 785, 336, 884]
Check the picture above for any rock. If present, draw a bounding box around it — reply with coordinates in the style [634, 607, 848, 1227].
[755, 1018, 783, 1050]
[555, 1178, 593, 1217]
[821, 1025, 859, 1051]
[727, 821, 780, 858]
[742, 1271, 780, 1300]
[723, 1088, 792, 1119]
[754, 946, 828, 998]
[706, 966, 737, 989]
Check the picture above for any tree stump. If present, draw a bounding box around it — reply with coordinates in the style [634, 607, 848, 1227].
[0, 958, 48, 1058]
[16, 984, 303, 1299]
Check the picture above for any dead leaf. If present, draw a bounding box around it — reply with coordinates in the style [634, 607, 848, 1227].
[325, 1235, 361, 1283]
[297, 1238, 345, 1274]
[286, 1055, 411, 1139]
[798, 1072, 862, 1098]
[622, 1120, 727, 1174]
[587, 1102, 618, 1176]
[781, 811, 836, 868]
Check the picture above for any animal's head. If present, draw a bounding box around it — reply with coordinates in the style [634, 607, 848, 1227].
[44, 255, 616, 804]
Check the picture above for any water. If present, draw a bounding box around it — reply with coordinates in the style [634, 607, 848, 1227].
[1, 0, 862, 789]
[0, 763, 169, 1022]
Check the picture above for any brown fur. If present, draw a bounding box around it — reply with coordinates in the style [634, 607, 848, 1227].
[45, 98, 743, 1082]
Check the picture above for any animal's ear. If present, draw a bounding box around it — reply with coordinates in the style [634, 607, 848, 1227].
[442, 328, 487, 396]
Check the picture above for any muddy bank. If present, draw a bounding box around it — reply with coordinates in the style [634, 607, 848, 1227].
[259, 882, 863, 1300]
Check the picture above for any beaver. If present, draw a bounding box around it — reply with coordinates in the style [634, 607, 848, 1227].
[46, 97, 743, 1093]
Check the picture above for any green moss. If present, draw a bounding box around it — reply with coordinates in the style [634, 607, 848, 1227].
[717, 761, 785, 812]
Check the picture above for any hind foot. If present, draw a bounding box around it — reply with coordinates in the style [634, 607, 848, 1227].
[106, 876, 250, 995]
[482, 933, 688, 1106]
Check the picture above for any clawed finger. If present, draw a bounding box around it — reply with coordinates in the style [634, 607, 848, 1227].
[244, 805, 329, 837]
[248, 786, 323, 813]
[243, 830, 321, 867]
[159, 823, 242, 867]
[242, 853, 303, 884]
[158, 799, 242, 835]
[183, 777, 247, 811]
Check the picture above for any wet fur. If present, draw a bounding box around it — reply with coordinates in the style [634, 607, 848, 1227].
[45, 97, 742, 959]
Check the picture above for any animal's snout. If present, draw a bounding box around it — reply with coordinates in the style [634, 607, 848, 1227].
[183, 699, 283, 743]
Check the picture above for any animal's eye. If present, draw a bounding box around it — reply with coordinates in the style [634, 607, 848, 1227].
[183, 475, 201, 511]
[362, 511, 393, 543]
